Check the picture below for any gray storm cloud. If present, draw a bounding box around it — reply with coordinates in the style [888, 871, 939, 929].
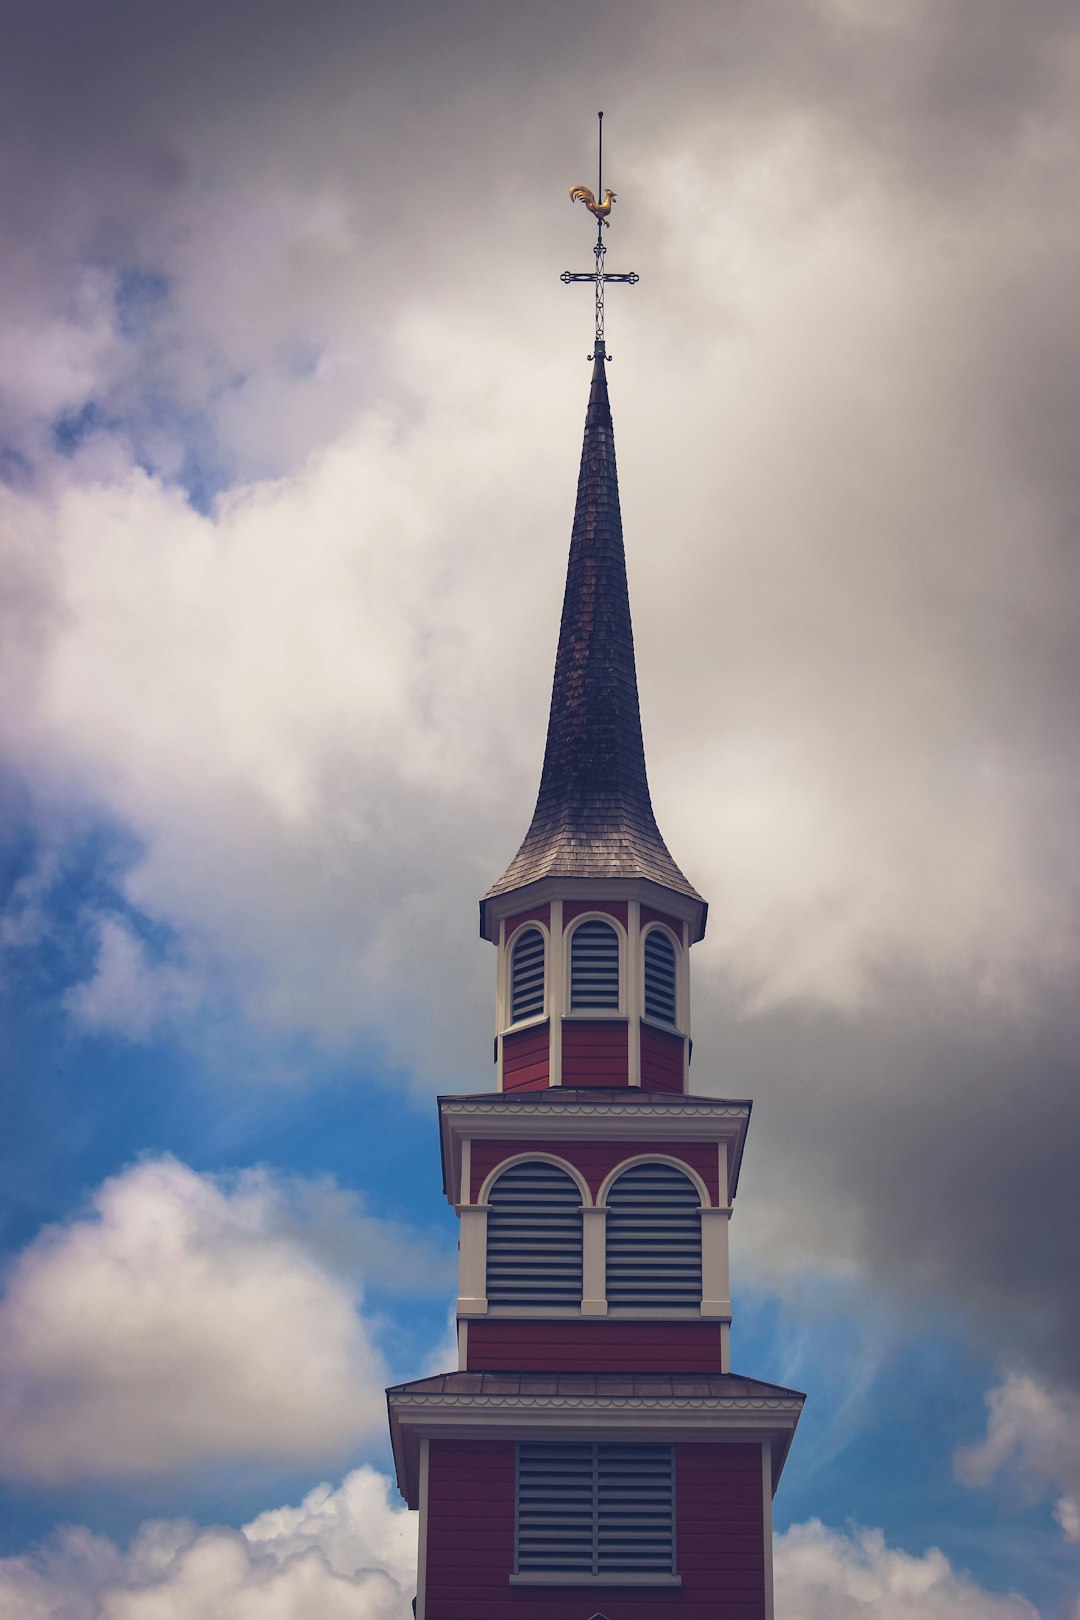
[1, 0, 1078, 1533]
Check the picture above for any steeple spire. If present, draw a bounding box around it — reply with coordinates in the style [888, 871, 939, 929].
[482, 350, 704, 930]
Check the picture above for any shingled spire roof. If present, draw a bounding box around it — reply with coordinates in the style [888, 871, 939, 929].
[483, 349, 704, 926]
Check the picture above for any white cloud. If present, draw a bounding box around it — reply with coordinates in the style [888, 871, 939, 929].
[956, 1373, 1080, 1543]
[0, 1157, 449, 1484]
[0, 1467, 416, 1619]
[63, 914, 200, 1040]
[0, 1497, 1045, 1620]
[775, 1519, 1041, 1619]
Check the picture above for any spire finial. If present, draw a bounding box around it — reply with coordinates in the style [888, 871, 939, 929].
[563, 113, 639, 358]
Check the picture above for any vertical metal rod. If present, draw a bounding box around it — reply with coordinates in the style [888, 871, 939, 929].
[598, 110, 604, 198]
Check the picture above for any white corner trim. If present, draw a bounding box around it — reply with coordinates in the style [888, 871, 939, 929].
[457, 1204, 488, 1312]
[627, 898, 642, 1085]
[762, 1438, 774, 1620]
[549, 899, 564, 1085]
[460, 1137, 472, 1206]
[700, 1205, 730, 1314]
[457, 1318, 469, 1370]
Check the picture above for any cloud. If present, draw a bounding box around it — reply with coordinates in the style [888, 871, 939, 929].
[0, 1466, 416, 1619]
[0, 1492, 1046, 1620]
[956, 1373, 1080, 1543]
[774, 1519, 1041, 1619]
[0, 1157, 450, 1484]
[63, 914, 199, 1039]
[0, 0, 1078, 1508]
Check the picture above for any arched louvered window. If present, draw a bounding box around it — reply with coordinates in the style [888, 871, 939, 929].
[510, 927, 546, 1023]
[643, 929, 678, 1025]
[606, 1162, 702, 1308]
[569, 919, 621, 1011]
[486, 1160, 583, 1306]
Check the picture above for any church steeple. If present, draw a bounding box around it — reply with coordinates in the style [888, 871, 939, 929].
[386, 140, 803, 1620]
[481, 348, 705, 940]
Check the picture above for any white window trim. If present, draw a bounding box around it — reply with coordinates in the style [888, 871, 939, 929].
[639, 921, 685, 1034]
[596, 1154, 712, 1209]
[564, 912, 628, 1019]
[513, 1441, 679, 1586]
[477, 1152, 592, 1208]
[501, 919, 551, 1034]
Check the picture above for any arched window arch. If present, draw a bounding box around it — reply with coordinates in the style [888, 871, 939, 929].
[643, 927, 678, 1026]
[509, 926, 546, 1023]
[605, 1162, 702, 1308]
[486, 1160, 583, 1306]
[569, 918, 621, 1011]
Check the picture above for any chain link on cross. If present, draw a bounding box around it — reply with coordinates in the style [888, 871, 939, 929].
[561, 111, 639, 359]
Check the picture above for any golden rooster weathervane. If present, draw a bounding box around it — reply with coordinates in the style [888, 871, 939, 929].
[561, 111, 638, 360]
[569, 183, 617, 227]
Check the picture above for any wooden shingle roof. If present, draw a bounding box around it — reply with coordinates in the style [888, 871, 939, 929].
[483, 353, 704, 915]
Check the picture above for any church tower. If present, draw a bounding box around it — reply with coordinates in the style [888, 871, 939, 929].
[387, 161, 803, 1619]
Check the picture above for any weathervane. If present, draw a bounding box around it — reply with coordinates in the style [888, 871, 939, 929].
[563, 110, 639, 359]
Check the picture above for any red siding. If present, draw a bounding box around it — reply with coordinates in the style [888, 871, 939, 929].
[501, 1024, 550, 1092]
[563, 899, 628, 928]
[471, 1139, 721, 1203]
[641, 903, 684, 937]
[466, 1319, 725, 1372]
[424, 1438, 766, 1619]
[504, 904, 550, 936]
[640, 1023, 686, 1093]
[562, 1018, 629, 1086]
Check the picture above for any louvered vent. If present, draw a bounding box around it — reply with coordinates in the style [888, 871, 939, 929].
[606, 1163, 702, 1307]
[516, 1442, 675, 1577]
[643, 929, 678, 1024]
[570, 919, 620, 1010]
[510, 927, 546, 1022]
[487, 1161, 583, 1306]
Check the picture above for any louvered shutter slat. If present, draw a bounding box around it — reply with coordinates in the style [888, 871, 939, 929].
[510, 928, 546, 1022]
[570, 920, 620, 1010]
[487, 1161, 583, 1306]
[643, 930, 678, 1024]
[517, 1443, 675, 1577]
[605, 1163, 702, 1307]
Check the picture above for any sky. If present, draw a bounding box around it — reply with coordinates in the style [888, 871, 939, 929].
[0, 0, 1078, 1614]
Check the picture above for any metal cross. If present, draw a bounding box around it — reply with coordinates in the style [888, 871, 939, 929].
[561, 111, 639, 359]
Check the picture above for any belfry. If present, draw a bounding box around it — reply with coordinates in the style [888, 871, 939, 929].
[387, 138, 803, 1619]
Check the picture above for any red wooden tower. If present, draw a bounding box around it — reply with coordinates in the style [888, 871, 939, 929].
[387, 324, 804, 1617]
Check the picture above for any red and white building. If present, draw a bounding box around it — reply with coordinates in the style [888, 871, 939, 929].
[387, 345, 804, 1618]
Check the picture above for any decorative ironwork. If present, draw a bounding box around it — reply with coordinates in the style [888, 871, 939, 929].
[563, 111, 639, 356]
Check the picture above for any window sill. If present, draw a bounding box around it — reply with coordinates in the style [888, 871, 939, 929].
[503, 1014, 549, 1035]
[510, 1572, 682, 1588]
[639, 1015, 685, 1036]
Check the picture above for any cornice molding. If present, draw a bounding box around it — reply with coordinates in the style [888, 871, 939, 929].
[388, 1393, 802, 1415]
[440, 1099, 749, 1120]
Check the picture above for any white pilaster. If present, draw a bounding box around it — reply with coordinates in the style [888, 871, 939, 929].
[460, 1137, 472, 1206]
[496, 918, 506, 1087]
[457, 1204, 489, 1314]
[700, 1206, 731, 1319]
[627, 899, 641, 1085]
[549, 899, 563, 1086]
[581, 1206, 608, 1314]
